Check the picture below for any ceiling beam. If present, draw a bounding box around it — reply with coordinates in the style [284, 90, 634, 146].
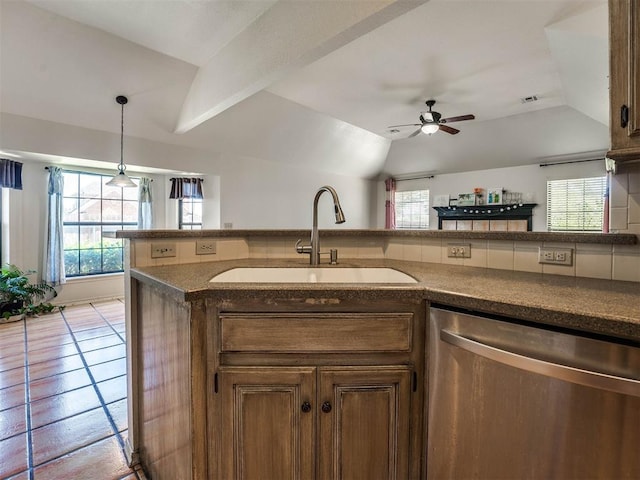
[174, 0, 427, 134]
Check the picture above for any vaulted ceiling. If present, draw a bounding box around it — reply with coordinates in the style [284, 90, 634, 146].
[0, 0, 609, 179]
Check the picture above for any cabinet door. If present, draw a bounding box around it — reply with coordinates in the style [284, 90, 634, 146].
[472, 220, 490, 231]
[318, 367, 412, 480]
[507, 219, 528, 232]
[609, 0, 640, 157]
[489, 219, 508, 231]
[456, 220, 473, 230]
[441, 219, 457, 230]
[219, 367, 316, 480]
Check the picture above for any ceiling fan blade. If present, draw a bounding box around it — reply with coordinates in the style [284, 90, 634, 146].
[440, 114, 475, 123]
[407, 128, 422, 138]
[439, 124, 460, 135]
[387, 123, 422, 128]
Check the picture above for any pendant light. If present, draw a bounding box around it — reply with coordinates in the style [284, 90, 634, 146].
[106, 95, 137, 188]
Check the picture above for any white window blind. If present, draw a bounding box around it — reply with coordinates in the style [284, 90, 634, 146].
[395, 190, 429, 229]
[546, 177, 606, 232]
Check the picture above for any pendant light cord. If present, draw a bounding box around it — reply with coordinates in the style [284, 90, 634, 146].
[120, 101, 125, 173]
[115, 95, 128, 174]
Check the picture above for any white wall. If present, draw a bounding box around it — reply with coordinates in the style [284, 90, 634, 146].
[215, 153, 372, 229]
[2, 113, 374, 230]
[2, 113, 376, 304]
[376, 161, 607, 231]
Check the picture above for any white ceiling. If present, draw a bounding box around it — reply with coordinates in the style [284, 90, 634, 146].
[0, 0, 610, 179]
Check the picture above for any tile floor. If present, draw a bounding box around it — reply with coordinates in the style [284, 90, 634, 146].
[0, 299, 142, 479]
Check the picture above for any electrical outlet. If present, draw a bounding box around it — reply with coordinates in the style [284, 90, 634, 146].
[223, 222, 233, 229]
[151, 243, 176, 258]
[447, 243, 471, 258]
[538, 247, 573, 266]
[196, 239, 216, 255]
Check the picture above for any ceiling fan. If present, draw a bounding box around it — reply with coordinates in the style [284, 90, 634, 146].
[388, 99, 475, 137]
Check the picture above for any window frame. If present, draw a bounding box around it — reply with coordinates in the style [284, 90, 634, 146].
[546, 176, 607, 232]
[178, 197, 203, 230]
[394, 189, 430, 230]
[62, 169, 138, 277]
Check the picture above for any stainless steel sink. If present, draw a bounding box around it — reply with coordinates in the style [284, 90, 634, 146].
[209, 267, 417, 284]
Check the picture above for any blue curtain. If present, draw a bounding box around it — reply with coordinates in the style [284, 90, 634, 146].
[0, 159, 23, 190]
[169, 177, 204, 199]
[43, 167, 65, 285]
[138, 177, 153, 229]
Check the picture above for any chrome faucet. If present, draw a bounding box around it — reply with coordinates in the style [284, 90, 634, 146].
[296, 186, 345, 265]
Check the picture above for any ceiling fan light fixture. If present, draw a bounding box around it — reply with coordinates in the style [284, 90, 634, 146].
[106, 95, 137, 188]
[421, 123, 439, 135]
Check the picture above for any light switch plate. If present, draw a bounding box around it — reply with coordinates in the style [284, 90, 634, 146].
[151, 243, 176, 258]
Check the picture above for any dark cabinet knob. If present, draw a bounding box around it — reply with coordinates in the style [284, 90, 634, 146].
[321, 401, 332, 413]
[301, 401, 312, 413]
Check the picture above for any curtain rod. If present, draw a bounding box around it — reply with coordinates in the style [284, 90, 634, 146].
[539, 158, 603, 167]
[394, 174, 435, 181]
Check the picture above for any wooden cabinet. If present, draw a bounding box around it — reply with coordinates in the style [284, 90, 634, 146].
[214, 302, 425, 480]
[608, 0, 640, 161]
[130, 284, 426, 479]
[219, 367, 316, 480]
[318, 367, 411, 480]
[219, 366, 412, 480]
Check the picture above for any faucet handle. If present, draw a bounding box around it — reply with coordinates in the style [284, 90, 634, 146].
[296, 239, 312, 255]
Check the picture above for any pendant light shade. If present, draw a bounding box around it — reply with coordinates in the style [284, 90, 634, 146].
[106, 95, 137, 188]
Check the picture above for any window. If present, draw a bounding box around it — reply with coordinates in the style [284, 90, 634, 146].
[179, 198, 202, 230]
[395, 189, 430, 229]
[63, 171, 138, 276]
[546, 176, 607, 232]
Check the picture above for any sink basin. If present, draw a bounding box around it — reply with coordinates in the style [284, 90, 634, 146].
[209, 267, 417, 284]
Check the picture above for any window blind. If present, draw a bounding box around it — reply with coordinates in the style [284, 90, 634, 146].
[546, 177, 606, 232]
[395, 190, 430, 229]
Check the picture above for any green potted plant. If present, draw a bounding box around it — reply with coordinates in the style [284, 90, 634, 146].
[0, 264, 59, 323]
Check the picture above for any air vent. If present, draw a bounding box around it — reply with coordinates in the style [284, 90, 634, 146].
[520, 95, 539, 104]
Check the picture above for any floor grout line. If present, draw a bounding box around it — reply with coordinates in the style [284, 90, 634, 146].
[22, 315, 35, 480]
[1, 301, 135, 478]
[88, 301, 127, 344]
[59, 305, 128, 453]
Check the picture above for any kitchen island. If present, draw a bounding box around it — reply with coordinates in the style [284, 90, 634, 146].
[124, 256, 639, 479]
[131, 258, 640, 340]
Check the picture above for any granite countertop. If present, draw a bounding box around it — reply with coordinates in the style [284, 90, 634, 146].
[129, 258, 640, 342]
[117, 228, 639, 245]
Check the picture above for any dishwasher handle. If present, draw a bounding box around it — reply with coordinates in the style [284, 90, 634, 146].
[441, 329, 640, 398]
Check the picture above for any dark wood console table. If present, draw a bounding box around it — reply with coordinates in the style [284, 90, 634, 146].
[433, 203, 538, 230]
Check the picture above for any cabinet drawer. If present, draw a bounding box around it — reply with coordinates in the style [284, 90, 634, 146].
[220, 313, 413, 353]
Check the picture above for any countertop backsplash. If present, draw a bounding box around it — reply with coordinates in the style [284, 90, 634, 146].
[123, 231, 640, 283]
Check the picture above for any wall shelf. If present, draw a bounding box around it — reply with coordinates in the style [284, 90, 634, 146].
[433, 204, 538, 231]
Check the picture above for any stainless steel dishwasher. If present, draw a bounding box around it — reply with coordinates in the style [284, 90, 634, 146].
[428, 306, 640, 480]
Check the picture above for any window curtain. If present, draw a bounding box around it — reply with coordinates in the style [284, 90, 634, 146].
[169, 177, 204, 199]
[385, 177, 396, 229]
[43, 167, 65, 285]
[137, 177, 153, 229]
[0, 159, 23, 190]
